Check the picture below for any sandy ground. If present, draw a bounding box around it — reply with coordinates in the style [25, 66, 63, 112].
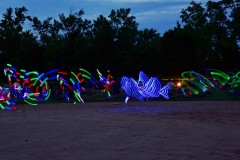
[0, 101, 240, 160]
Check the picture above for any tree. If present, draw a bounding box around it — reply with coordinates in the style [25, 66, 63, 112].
[58, 10, 92, 70]
[92, 15, 115, 70]
[0, 7, 30, 66]
[132, 28, 162, 75]
[179, 0, 240, 70]
[162, 27, 197, 75]
[180, 1, 207, 30]
[108, 8, 139, 75]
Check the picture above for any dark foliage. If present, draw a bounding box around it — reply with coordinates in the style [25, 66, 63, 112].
[0, 0, 239, 82]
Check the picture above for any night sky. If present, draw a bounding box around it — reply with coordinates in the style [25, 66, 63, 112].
[1, 0, 213, 35]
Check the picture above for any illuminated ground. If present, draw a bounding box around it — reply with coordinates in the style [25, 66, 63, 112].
[0, 101, 240, 160]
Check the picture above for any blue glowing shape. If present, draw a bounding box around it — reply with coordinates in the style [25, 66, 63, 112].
[121, 71, 171, 102]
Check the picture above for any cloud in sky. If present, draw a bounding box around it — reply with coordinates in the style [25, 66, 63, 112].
[0, 0, 211, 34]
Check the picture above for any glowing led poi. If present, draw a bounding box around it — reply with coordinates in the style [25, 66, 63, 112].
[2, 64, 97, 109]
[180, 69, 240, 97]
[121, 71, 172, 103]
[97, 69, 115, 99]
[2, 63, 240, 110]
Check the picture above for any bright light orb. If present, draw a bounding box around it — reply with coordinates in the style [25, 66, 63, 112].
[177, 82, 182, 87]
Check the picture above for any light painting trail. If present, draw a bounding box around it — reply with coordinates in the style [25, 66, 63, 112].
[180, 69, 240, 97]
[1, 64, 240, 110]
[2, 64, 99, 109]
[97, 69, 115, 99]
[121, 71, 172, 103]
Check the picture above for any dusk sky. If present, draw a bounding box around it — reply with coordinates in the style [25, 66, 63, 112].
[1, 0, 212, 35]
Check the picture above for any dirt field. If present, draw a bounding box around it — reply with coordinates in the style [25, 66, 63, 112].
[0, 101, 240, 160]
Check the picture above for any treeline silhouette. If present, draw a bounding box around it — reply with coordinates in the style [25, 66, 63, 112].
[0, 0, 239, 81]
